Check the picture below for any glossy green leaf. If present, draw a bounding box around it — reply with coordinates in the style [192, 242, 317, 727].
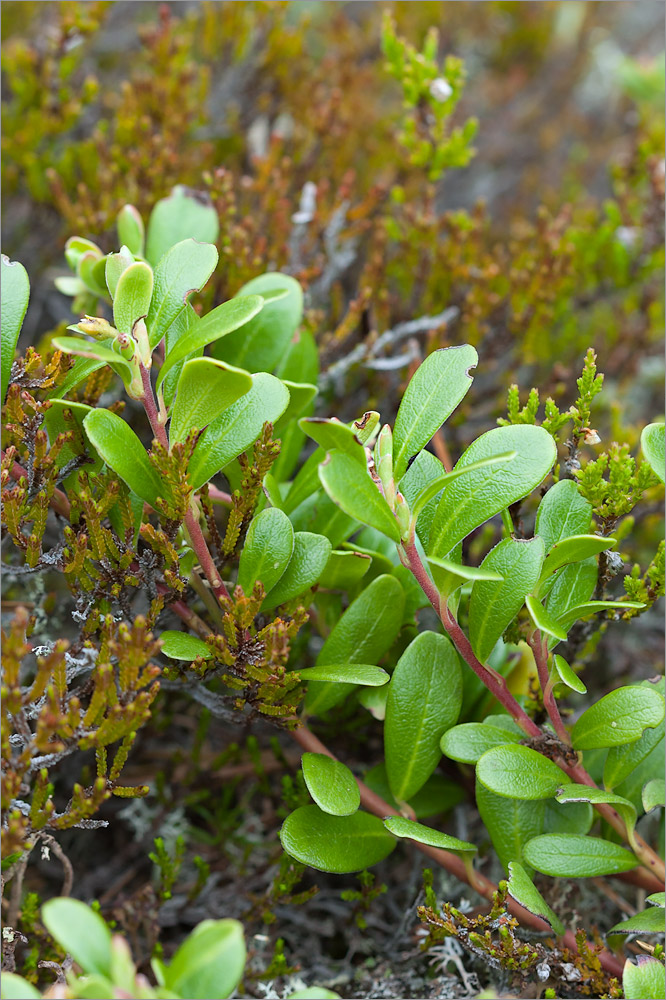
[523, 834, 637, 877]
[468, 537, 545, 662]
[42, 898, 111, 977]
[440, 722, 522, 764]
[188, 373, 290, 490]
[428, 425, 557, 560]
[212, 272, 303, 373]
[300, 417, 367, 465]
[297, 664, 389, 686]
[571, 685, 664, 750]
[506, 861, 565, 936]
[237, 508, 294, 595]
[277, 380, 318, 425]
[410, 452, 516, 521]
[169, 357, 252, 444]
[157, 295, 264, 390]
[0, 973, 41, 999]
[364, 764, 464, 818]
[551, 654, 587, 694]
[77, 250, 108, 295]
[280, 806, 396, 873]
[643, 779, 666, 812]
[160, 631, 213, 660]
[163, 918, 245, 1000]
[318, 549, 372, 589]
[476, 784, 545, 874]
[525, 594, 568, 641]
[538, 534, 614, 587]
[535, 478, 592, 551]
[290, 492, 358, 549]
[302, 753, 360, 816]
[426, 555, 503, 588]
[112, 261, 153, 334]
[105, 245, 134, 298]
[555, 785, 636, 840]
[476, 744, 569, 800]
[398, 448, 444, 548]
[274, 325, 319, 385]
[52, 336, 133, 375]
[623, 957, 666, 1000]
[64, 235, 103, 271]
[83, 409, 167, 508]
[145, 185, 219, 267]
[1, 255, 29, 400]
[604, 720, 665, 790]
[641, 422, 665, 483]
[319, 451, 401, 541]
[116, 204, 145, 256]
[385, 631, 462, 802]
[392, 345, 478, 480]
[304, 574, 405, 716]
[146, 239, 219, 350]
[543, 798, 593, 836]
[262, 532, 332, 610]
[384, 815, 476, 853]
[544, 558, 597, 621]
[556, 599, 645, 633]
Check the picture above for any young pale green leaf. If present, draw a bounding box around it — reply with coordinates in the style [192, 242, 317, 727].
[556, 598, 645, 633]
[64, 235, 103, 270]
[641, 422, 665, 483]
[319, 451, 401, 541]
[537, 534, 615, 588]
[160, 631, 213, 661]
[300, 417, 367, 465]
[385, 631, 462, 802]
[1, 255, 29, 401]
[525, 594, 568, 641]
[163, 918, 245, 1000]
[468, 537, 545, 663]
[262, 532, 331, 610]
[506, 861, 565, 936]
[535, 478, 592, 551]
[286, 990, 341, 1000]
[77, 250, 108, 295]
[426, 555, 503, 588]
[211, 272, 303, 373]
[643, 779, 666, 812]
[280, 806, 396, 873]
[0, 973, 41, 999]
[83, 409, 168, 508]
[297, 664, 389, 686]
[105, 245, 134, 298]
[117, 204, 145, 256]
[551, 654, 587, 694]
[523, 834, 638, 877]
[51, 336, 133, 376]
[301, 753, 360, 816]
[392, 345, 478, 480]
[188, 373, 290, 490]
[42, 898, 112, 977]
[604, 720, 664, 790]
[440, 722, 522, 765]
[146, 239, 219, 350]
[318, 549, 372, 589]
[571, 685, 665, 750]
[237, 508, 294, 595]
[623, 957, 666, 1000]
[145, 185, 220, 267]
[476, 744, 569, 800]
[157, 295, 264, 390]
[384, 816, 476, 853]
[545, 558, 597, 620]
[304, 574, 405, 716]
[410, 452, 516, 521]
[476, 784, 545, 874]
[169, 358, 252, 444]
[112, 261, 154, 334]
[428, 425, 557, 561]
[555, 785, 637, 841]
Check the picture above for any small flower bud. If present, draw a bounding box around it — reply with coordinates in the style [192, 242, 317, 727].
[75, 315, 117, 340]
[395, 491, 411, 540]
[132, 316, 151, 368]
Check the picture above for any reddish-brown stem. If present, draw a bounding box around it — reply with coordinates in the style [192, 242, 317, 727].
[530, 632, 571, 745]
[207, 484, 233, 505]
[139, 363, 168, 449]
[291, 725, 624, 980]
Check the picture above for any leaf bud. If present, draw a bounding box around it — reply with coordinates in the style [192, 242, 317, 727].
[74, 315, 118, 340]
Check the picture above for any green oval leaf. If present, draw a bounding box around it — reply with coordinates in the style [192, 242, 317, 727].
[318, 550, 372, 589]
[365, 764, 464, 819]
[318, 451, 400, 541]
[297, 664, 389, 686]
[188, 373, 290, 490]
[385, 631, 462, 802]
[286, 989, 341, 999]
[468, 537, 545, 662]
[146, 239, 219, 350]
[604, 718, 664, 791]
[643, 779, 666, 813]
[52, 336, 133, 375]
[392, 345, 478, 480]
[610, 908, 666, 936]
[41, 897, 112, 977]
[398, 448, 445, 548]
[262, 532, 332, 610]
[555, 785, 636, 841]
[160, 631, 213, 660]
[426, 555, 503, 587]
[0, 973, 41, 999]
[410, 452, 516, 522]
[383, 815, 476, 853]
[535, 478, 592, 551]
[623, 957, 666, 1000]
[476, 783, 545, 874]
[280, 806, 396, 873]
[545, 558, 597, 623]
[169, 357, 253, 444]
[641, 422, 665, 483]
[145, 186, 220, 267]
[523, 834, 637, 877]
[301, 753, 360, 816]
[428, 425, 557, 561]
[212, 272, 303, 373]
[506, 861, 565, 936]
[551, 654, 587, 694]
[105, 245, 134, 298]
[112, 260, 154, 334]
[163, 918, 245, 1000]
[83, 409, 168, 508]
[538, 535, 615, 588]
[440, 722, 522, 765]
[237, 507, 294, 595]
[117, 204, 145, 257]
[476, 745, 569, 800]
[556, 599, 645, 633]
[1, 255, 30, 401]
[300, 417, 367, 465]
[571, 686, 665, 750]
[525, 593, 568, 641]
